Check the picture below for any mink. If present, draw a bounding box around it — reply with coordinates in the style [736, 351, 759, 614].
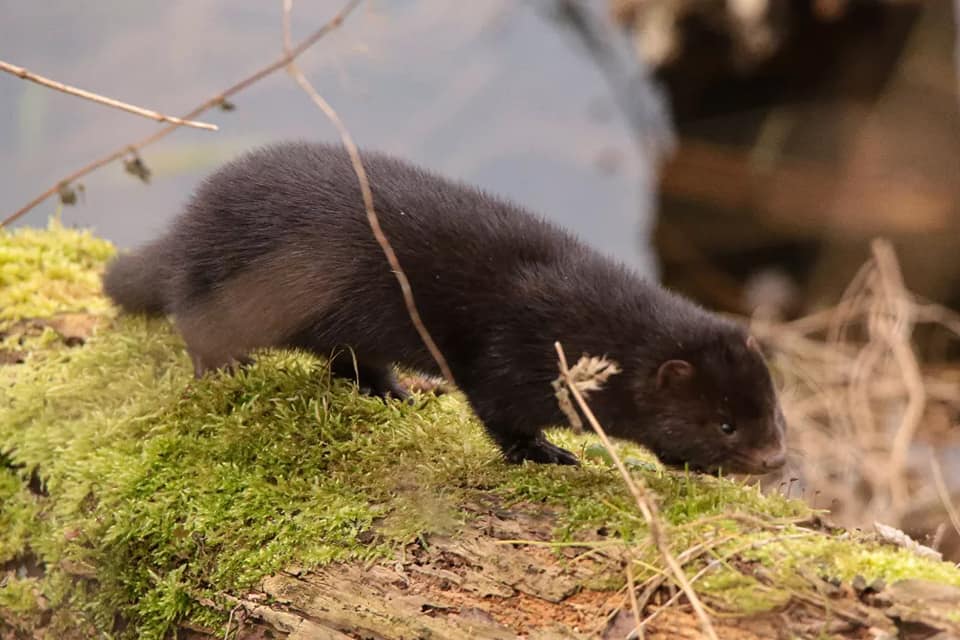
[103, 142, 787, 474]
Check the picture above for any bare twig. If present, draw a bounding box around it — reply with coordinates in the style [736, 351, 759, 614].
[554, 341, 718, 640]
[637, 562, 718, 631]
[0, 60, 218, 131]
[223, 603, 241, 640]
[2, 0, 364, 227]
[281, 0, 456, 386]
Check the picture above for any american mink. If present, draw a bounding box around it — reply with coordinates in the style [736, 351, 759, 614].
[103, 142, 787, 474]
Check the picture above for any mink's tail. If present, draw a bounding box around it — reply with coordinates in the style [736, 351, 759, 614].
[102, 238, 170, 316]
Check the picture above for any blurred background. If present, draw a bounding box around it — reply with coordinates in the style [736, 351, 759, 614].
[2, 1, 959, 559]
[0, 1, 664, 274]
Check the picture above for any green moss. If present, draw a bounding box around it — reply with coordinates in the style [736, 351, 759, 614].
[0, 468, 39, 563]
[673, 524, 960, 616]
[0, 577, 40, 615]
[1, 320, 486, 636]
[741, 533, 960, 587]
[698, 570, 790, 613]
[3, 223, 960, 637]
[499, 430, 804, 544]
[0, 219, 114, 327]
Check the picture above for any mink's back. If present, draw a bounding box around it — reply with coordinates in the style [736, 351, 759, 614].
[168, 143, 573, 303]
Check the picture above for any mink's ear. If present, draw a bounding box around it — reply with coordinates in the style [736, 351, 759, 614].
[656, 360, 695, 390]
[746, 335, 761, 352]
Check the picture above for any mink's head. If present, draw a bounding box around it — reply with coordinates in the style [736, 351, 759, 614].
[628, 331, 787, 476]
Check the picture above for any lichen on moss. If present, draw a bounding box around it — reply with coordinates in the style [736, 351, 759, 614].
[2, 222, 959, 638]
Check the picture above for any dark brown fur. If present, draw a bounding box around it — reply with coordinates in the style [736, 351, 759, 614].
[103, 142, 787, 473]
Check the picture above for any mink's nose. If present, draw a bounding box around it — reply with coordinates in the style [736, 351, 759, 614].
[762, 446, 787, 470]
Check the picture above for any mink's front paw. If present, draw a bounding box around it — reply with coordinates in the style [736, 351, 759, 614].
[504, 437, 579, 466]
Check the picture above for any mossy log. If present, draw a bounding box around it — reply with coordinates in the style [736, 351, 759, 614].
[2, 223, 960, 639]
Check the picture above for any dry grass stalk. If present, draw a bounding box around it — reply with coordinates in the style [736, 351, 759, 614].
[752, 238, 960, 534]
[280, 0, 455, 386]
[633, 530, 817, 634]
[626, 535, 732, 636]
[0, 60, 218, 131]
[930, 455, 960, 541]
[625, 561, 644, 637]
[553, 341, 719, 640]
[552, 354, 622, 433]
[2, 0, 364, 227]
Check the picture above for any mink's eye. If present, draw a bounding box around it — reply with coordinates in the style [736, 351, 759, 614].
[719, 422, 736, 436]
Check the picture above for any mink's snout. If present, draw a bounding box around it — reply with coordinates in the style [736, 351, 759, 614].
[738, 441, 788, 474]
[759, 407, 789, 471]
[761, 446, 787, 471]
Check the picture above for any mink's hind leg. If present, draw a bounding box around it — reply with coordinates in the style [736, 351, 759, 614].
[328, 356, 409, 401]
[188, 349, 254, 379]
[176, 315, 254, 379]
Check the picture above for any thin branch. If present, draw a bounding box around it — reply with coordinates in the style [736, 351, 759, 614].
[281, 0, 456, 386]
[2, 0, 364, 228]
[223, 603, 241, 640]
[554, 341, 718, 640]
[0, 60, 218, 131]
